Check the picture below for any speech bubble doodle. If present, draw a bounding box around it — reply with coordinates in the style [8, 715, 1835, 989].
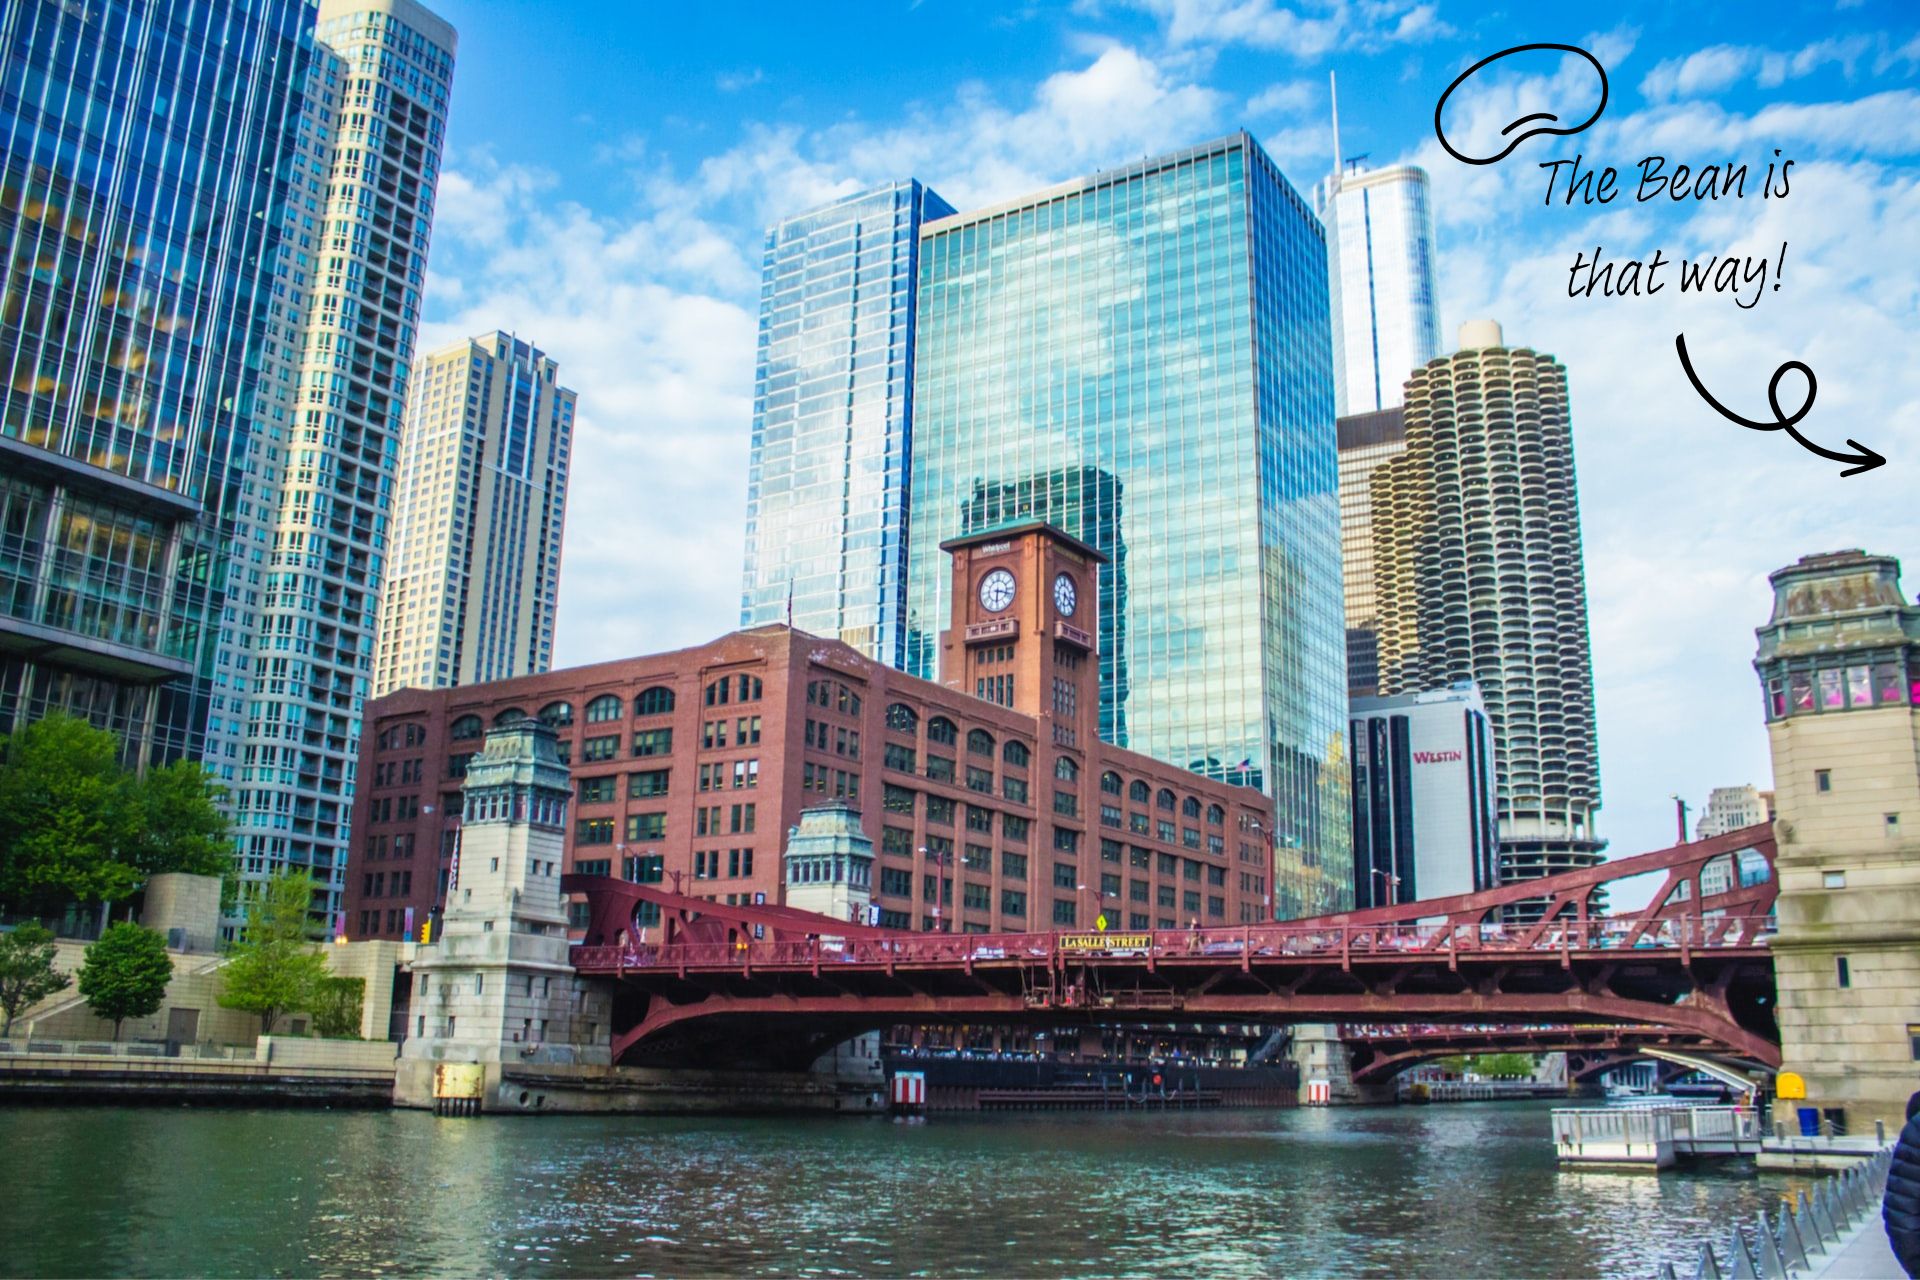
[1674, 334, 1884, 476]
[1434, 43, 1610, 166]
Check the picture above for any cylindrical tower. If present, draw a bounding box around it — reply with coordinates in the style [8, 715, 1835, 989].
[1370, 321, 1603, 914]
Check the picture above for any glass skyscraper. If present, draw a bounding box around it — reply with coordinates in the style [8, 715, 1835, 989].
[1313, 162, 1441, 417]
[0, 0, 311, 766]
[907, 133, 1350, 916]
[740, 180, 954, 667]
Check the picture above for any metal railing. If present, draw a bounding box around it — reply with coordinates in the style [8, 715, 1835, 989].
[572, 913, 1778, 974]
[1656, 1147, 1892, 1279]
[0, 1039, 254, 1061]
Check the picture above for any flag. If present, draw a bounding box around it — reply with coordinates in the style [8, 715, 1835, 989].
[786, 577, 794, 626]
[1235, 757, 1253, 770]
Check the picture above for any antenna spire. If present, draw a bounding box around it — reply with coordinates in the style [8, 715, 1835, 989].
[1329, 70, 1342, 189]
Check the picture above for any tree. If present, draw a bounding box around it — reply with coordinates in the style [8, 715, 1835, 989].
[0, 716, 140, 913]
[0, 715, 233, 917]
[78, 923, 172, 1040]
[311, 975, 365, 1039]
[219, 870, 331, 1037]
[0, 923, 70, 1036]
[124, 760, 233, 880]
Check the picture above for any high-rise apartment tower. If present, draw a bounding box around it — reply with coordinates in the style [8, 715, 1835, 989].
[0, 0, 312, 766]
[740, 181, 954, 666]
[375, 333, 575, 697]
[230, 0, 456, 920]
[1337, 407, 1406, 696]
[1370, 320, 1602, 907]
[1314, 161, 1441, 417]
[906, 134, 1349, 917]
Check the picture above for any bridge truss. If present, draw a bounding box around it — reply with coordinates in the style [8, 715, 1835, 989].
[563, 824, 1780, 1072]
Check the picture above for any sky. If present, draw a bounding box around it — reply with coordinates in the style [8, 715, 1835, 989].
[410, 0, 1920, 872]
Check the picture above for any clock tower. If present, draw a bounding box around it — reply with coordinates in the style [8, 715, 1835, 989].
[938, 521, 1107, 751]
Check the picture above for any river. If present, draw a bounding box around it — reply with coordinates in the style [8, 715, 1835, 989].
[0, 1100, 1810, 1277]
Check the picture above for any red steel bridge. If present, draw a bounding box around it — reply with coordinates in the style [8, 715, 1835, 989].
[563, 825, 1780, 1075]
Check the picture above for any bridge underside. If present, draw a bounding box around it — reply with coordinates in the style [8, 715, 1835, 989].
[601, 952, 1778, 1071]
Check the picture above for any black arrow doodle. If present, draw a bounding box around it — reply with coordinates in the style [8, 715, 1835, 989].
[1674, 334, 1885, 477]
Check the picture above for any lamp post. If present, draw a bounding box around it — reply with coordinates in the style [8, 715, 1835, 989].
[1371, 868, 1403, 908]
[920, 845, 950, 932]
[1670, 794, 1691, 843]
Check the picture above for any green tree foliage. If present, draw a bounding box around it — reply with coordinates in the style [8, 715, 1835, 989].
[311, 975, 365, 1039]
[0, 922, 70, 1036]
[0, 716, 233, 915]
[77, 923, 172, 1040]
[1467, 1052, 1537, 1078]
[218, 871, 331, 1037]
[124, 760, 232, 880]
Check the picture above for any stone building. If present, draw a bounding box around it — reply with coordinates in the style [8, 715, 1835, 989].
[1756, 549, 1920, 1133]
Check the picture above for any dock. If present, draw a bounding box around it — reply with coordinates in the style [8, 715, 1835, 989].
[1552, 1105, 1762, 1168]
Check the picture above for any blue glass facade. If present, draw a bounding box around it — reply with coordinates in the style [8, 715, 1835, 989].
[741, 180, 954, 667]
[0, 0, 311, 763]
[907, 134, 1350, 916]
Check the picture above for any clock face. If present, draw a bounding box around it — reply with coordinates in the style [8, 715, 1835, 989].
[1053, 573, 1077, 617]
[978, 568, 1016, 613]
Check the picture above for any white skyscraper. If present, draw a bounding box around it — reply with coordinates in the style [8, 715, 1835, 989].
[1314, 161, 1442, 417]
[231, 0, 456, 924]
[375, 333, 576, 697]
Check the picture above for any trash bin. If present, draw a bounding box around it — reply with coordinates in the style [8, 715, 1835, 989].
[1798, 1106, 1820, 1136]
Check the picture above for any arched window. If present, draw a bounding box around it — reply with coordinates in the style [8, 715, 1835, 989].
[1182, 796, 1201, 819]
[1157, 788, 1176, 811]
[538, 701, 573, 726]
[704, 677, 731, 707]
[450, 714, 482, 741]
[967, 728, 994, 757]
[927, 716, 957, 747]
[1129, 780, 1151, 804]
[493, 707, 527, 726]
[584, 694, 623, 723]
[1207, 804, 1225, 826]
[634, 686, 676, 716]
[886, 703, 918, 733]
[1055, 756, 1078, 781]
[1100, 771, 1123, 796]
[1003, 740, 1030, 768]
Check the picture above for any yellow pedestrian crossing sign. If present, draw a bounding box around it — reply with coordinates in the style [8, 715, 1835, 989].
[1095, 912, 1109, 932]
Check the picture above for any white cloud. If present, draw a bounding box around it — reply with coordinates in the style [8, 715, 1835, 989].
[1247, 79, 1318, 118]
[1129, 0, 1450, 56]
[1641, 35, 1880, 101]
[715, 68, 764, 93]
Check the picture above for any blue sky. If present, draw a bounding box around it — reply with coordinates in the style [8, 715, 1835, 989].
[412, 0, 1920, 870]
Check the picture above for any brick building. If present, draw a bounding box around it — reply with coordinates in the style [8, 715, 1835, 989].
[347, 522, 1275, 940]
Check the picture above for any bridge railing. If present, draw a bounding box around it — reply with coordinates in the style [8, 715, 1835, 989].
[571, 913, 1776, 973]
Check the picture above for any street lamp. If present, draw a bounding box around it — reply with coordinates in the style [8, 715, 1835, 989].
[1371, 868, 1402, 907]
[919, 845, 950, 931]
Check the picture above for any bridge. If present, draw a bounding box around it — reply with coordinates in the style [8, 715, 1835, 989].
[563, 824, 1780, 1075]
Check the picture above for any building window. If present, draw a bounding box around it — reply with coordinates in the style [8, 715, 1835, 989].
[1003, 776, 1029, 804]
[886, 703, 918, 733]
[1002, 890, 1027, 918]
[1054, 755, 1078, 782]
[1003, 741, 1030, 769]
[883, 785, 916, 815]
[539, 701, 573, 726]
[1836, 955, 1851, 988]
[880, 867, 913, 897]
[1824, 870, 1847, 889]
[926, 796, 955, 826]
[1001, 851, 1028, 879]
[1888, 814, 1902, 836]
[576, 818, 614, 845]
[1129, 780, 1150, 804]
[966, 766, 994, 795]
[576, 858, 612, 878]
[635, 686, 676, 716]
[450, 714, 482, 740]
[882, 827, 914, 857]
[1053, 827, 1080, 854]
[1815, 769, 1832, 792]
[1003, 815, 1029, 844]
[1052, 862, 1076, 889]
[629, 769, 670, 798]
[968, 729, 994, 757]
[966, 806, 993, 834]
[581, 735, 619, 762]
[1052, 899, 1076, 926]
[633, 729, 672, 757]
[927, 717, 957, 747]
[626, 813, 666, 841]
[1054, 790, 1078, 818]
[1909, 1024, 1920, 1062]
[926, 755, 955, 784]
[884, 743, 917, 773]
[578, 777, 615, 804]
[585, 694, 623, 723]
[1100, 771, 1123, 796]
